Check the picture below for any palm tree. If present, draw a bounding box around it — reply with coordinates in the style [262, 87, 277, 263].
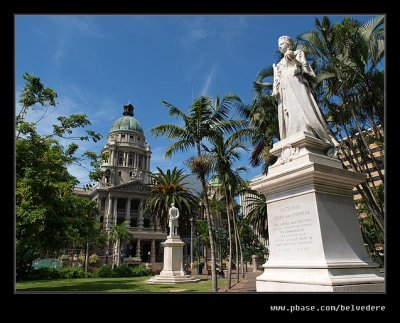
[244, 190, 269, 239]
[151, 95, 245, 292]
[207, 132, 248, 286]
[233, 69, 280, 174]
[297, 15, 384, 258]
[109, 221, 130, 268]
[142, 167, 199, 232]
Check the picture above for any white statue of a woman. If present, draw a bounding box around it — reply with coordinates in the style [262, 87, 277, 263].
[272, 36, 339, 155]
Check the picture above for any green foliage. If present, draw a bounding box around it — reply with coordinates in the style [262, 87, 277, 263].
[89, 254, 99, 265]
[96, 265, 117, 278]
[60, 267, 86, 279]
[95, 264, 150, 278]
[24, 268, 62, 281]
[244, 190, 268, 239]
[238, 219, 268, 263]
[114, 265, 134, 277]
[131, 265, 151, 277]
[143, 167, 199, 231]
[16, 74, 103, 279]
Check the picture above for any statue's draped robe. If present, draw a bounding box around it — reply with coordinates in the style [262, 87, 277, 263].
[273, 50, 336, 146]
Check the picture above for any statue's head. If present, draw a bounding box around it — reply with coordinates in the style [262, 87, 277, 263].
[171, 203, 175, 207]
[278, 35, 293, 45]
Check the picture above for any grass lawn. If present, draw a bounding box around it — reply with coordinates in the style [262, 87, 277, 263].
[16, 275, 227, 292]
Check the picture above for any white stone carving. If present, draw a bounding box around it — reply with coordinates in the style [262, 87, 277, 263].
[272, 35, 339, 155]
[280, 145, 299, 164]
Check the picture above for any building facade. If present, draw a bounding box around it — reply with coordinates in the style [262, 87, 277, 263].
[75, 104, 167, 267]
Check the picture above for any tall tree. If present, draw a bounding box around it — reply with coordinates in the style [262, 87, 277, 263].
[234, 69, 280, 174]
[109, 221, 130, 268]
[297, 16, 384, 262]
[16, 73, 102, 279]
[207, 133, 247, 287]
[151, 95, 245, 291]
[143, 167, 199, 232]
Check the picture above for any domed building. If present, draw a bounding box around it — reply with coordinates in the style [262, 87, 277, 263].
[75, 103, 167, 268]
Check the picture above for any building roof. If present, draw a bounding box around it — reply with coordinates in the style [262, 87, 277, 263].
[109, 103, 144, 134]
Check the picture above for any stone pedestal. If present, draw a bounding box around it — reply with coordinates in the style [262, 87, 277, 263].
[252, 255, 259, 272]
[254, 132, 384, 292]
[147, 234, 200, 284]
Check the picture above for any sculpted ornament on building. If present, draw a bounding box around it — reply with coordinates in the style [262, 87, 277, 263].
[130, 168, 143, 182]
[280, 145, 299, 164]
[113, 182, 148, 193]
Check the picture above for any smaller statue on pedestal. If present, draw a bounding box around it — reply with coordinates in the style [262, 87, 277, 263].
[168, 203, 180, 237]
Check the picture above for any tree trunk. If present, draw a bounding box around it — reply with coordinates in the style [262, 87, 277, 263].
[224, 189, 233, 289]
[85, 240, 89, 273]
[196, 142, 217, 291]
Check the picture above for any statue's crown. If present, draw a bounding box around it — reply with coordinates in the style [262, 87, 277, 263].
[278, 35, 293, 44]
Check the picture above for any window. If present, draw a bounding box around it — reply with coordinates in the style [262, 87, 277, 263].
[131, 199, 140, 211]
[129, 152, 134, 166]
[138, 155, 142, 168]
[118, 151, 124, 165]
[101, 198, 106, 211]
[117, 199, 125, 209]
[121, 134, 125, 139]
[100, 216, 104, 223]
[118, 171, 121, 176]
[144, 218, 150, 228]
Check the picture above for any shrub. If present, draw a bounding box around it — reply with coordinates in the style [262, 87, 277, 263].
[96, 264, 116, 278]
[26, 268, 62, 280]
[60, 267, 86, 279]
[114, 265, 133, 277]
[131, 265, 151, 277]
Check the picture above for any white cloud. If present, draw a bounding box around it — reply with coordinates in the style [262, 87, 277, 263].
[46, 16, 107, 66]
[200, 67, 216, 96]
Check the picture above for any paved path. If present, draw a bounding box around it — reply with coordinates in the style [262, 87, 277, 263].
[219, 271, 262, 292]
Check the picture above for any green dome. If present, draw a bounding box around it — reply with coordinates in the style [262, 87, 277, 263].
[109, 116, 143, 134]
[209, 175, 221, 186]
[109, 103, 144, 134]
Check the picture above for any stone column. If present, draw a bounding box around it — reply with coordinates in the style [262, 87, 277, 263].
[106, 195, 113, 229]
[146, 154, 150, 172]
[136, 238, 141, 259]
[125, 198, 131, 226]
[138, 200, 144, 228]
[110, 150, 114, 165]
[151, 240, 156, 263]
[113, 198, 118, 224]
[252, 255, 258, 272]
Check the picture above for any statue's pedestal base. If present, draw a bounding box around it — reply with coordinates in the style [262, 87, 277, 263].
[147, 235, 200, 284]
[253, 132, 384, 292]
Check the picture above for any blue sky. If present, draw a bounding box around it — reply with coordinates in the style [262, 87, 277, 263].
[15, 15, 375, 187]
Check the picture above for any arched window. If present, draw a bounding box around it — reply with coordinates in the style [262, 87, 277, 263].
[129, 152, 134, 166]
[118, 151, 124, 166]
[105, 170, 110, 183]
